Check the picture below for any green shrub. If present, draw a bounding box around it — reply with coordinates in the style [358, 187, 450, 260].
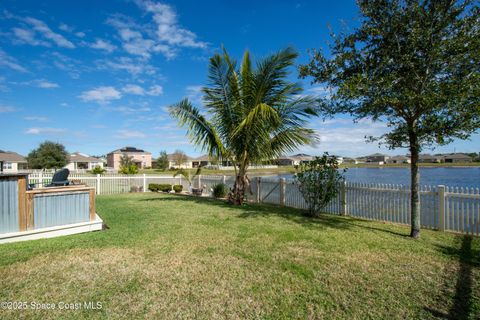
[158, 184, 172, 192]
[295, 153, 346, 217]
[212, 183, 228, 198]
[173, 185, 183, 193]
[91, 166, 106, 174]
[148, 183, 172, 192]
[120, 164, 138, 175]
[148, 183, 159, 192]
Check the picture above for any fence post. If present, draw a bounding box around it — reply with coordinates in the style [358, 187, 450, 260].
[438, 185, 446, 232]
[198, 174, 201, 189]
[280, 178, 286, 206]
[256, 177, 261, 203]
[143, 174, 147, 192]
[39, 171, 43, 188]
[341, 180, 347, 216]
[96, 174, 101, 195]
[222, 175, 226, 185]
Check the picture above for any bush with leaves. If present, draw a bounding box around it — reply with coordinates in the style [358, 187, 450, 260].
[212, 183, 228, 198]
[148, 183, 172, 192]
[295, 153, 345, 217]
[120, 164, 138, 175]
[148, 184, 159, 192]
[173, 185, 183, 193]
[91, 166, 106, 175]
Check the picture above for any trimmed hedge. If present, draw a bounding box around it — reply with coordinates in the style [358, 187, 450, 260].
[173, 185, 183, 193]
[148, 183, 172, 192]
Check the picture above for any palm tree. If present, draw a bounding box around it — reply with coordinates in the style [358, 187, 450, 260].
[169, 47, 319, 204]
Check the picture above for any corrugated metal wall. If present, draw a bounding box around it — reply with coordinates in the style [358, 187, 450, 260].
[0, 179, 19, 233]
[34, 192, 90, 228]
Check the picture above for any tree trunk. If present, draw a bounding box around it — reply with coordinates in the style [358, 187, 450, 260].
[409, 134, 421, 238]
[229, 167, 250, 205]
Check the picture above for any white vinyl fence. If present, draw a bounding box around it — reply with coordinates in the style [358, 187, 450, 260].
[27, 173, 480, 236]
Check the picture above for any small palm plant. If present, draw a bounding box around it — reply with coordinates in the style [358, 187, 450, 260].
[170, 47, 319, 204]
[173, 168, 202, 190]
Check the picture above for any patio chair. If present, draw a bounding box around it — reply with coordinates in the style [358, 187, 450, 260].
[45, 168, 70, 187]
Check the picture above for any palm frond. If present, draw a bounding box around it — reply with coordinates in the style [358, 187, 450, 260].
[232, 103, 281, 139]
[169, 99, 225, 158]
[253, 46, 299, 107]
[269, 127, 319, 157]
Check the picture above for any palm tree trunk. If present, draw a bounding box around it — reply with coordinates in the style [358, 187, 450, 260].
[229, 166, 248, 205]
[409, 133, 421, 238]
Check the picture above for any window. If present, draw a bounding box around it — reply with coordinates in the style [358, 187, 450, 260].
[3, 162, 12, 169]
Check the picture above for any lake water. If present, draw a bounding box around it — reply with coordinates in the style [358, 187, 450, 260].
[273, 167, 480, 188]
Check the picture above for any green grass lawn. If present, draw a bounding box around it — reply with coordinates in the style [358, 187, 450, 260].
[1, 194, 479, 319]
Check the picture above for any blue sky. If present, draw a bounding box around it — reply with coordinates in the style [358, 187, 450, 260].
[0, 0, 478, 158]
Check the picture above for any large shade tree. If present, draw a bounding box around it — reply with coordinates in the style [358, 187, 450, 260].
[27, 141, 68, 169]
[300, 0, 480, 237]
[170, 47, 319, 204]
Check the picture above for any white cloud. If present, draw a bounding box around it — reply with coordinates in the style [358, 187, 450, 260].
[304, 119, 393, 156]
[79, 86, 122, 104]
[122, 84, 145, 95]
[12, 27, 50, 46]
[75, 31, 86, 38]
[297, 85, 334, 100]
[49, 52, 83, 79]
[9, 79, 59, 89]
[22, 17, 75, 48]
[186, 85, 203, 104]
[0, 48, 28, 72]
[36, 79, 59, 88]
[148, 84, 163, 96]
[122, 84, 163, 96]
[89, 38, 116, 53]
[106, 1, 207, 59]
[58, 23, 73, 32]
[139, 1, 207, 49]
[60, 102, 69, 107]
[114, 129, 147, 139]
[97, 56, 157, 76]
[25, 127, 65, 135]
[114, 105, 151, 114]
[0, 105, 16, 113]
[24, 116, 49, 122]
[119, 28, 157, 58]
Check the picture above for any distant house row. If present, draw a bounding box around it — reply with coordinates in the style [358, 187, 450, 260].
[352, 153, 474, 165]
[0, 146, 223, 173]
[276, 152, 475, 166]
[0, 147, 476, 173]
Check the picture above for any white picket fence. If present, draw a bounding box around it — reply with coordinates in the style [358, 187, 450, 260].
[26, 173, 480, 236]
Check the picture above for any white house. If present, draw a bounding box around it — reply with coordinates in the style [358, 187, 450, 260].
[167, 153, 193, 169]
[0, 151, 28, 173]
[277, 154, 314, 166]
[65, 152, 104, 171]
[191, 155, 215, 168]
[386, 155, 411, 164]
[443, 153, 473, 163]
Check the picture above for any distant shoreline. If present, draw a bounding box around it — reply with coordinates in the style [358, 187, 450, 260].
[139, 162, 480, 176]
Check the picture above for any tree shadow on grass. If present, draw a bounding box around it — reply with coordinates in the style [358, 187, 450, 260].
[425, 235, 479, 319]
[139, 194, 408, 236]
